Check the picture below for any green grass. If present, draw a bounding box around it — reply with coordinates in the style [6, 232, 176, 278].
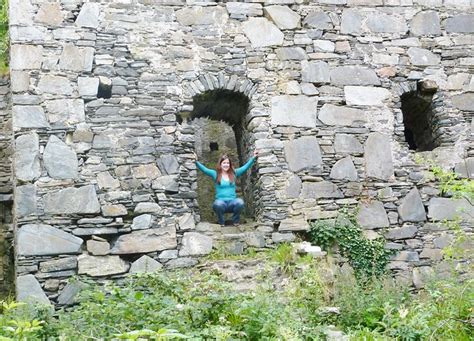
[0, 0, 8, 74]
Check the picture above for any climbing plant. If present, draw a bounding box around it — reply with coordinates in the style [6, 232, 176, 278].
[308, 214, 393, 279]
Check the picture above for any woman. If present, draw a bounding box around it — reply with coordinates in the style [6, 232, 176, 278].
[194, 151, 258, 226]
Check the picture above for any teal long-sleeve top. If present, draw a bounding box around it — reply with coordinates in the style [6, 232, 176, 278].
[196, 157, 256, 201]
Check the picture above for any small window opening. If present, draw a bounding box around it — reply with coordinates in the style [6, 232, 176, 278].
[401, 80, 439, 152]
[97, 77, 112, 99]
[209, 142, 219, 151]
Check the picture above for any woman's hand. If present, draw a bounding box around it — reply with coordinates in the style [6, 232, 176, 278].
[253, 150, 259, 157]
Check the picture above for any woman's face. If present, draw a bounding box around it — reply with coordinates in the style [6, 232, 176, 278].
[220, 158, 230, 172]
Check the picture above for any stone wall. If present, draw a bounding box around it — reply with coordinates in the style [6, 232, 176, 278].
[8, 0, 473, 303]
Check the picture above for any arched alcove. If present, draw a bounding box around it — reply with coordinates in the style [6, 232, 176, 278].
[189, 89, 253, 223]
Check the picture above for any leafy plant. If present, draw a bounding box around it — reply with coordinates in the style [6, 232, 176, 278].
[0, 0, 8, 74]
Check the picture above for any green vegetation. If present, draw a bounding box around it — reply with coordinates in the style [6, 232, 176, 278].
[1, 244, 472, 340]
[0, 0, 8, 74]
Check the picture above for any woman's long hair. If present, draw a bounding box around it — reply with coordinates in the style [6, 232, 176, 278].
[216, 154, 235, 184]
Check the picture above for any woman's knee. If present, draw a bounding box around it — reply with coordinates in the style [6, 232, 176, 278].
[212, 200, 226, 212]
[234, 198, 244, 208]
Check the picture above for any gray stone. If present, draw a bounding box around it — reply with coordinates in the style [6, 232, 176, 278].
[38, 75, 73, 95]
[245, 232, 266, 248]
[15, 133, 40, 182]
[13, 106, 49, 130]
[356, 201, 389, 229]
[16, 275, 50, 305]
[132, 163, 161, 179]
[318, 104, 366, 126]
[132, 214, 153, 230]
[271, 95, 318, 127]
[57, 281, 88, 305]
[413, 267, 434, 289]
[286, 174, 302, 198]
[179, 232, 213, 256]
[152, 175, 179, 192]
[178, 213, 195, 230]
[445, 14, 474, 33]
[44, 185, 101, 214]
[455, 158, 474, 178]
[18, 224, 83, 256]
[134, 202, 161, 214]
[15, 184, 36, 217]
[341, 9, 362, 34]
[398, 188, 427, 222]
[43, 136, 78, 179]
[159, 250, 178, 259]
[407, 47, 440, 66]
[78, 255, 129, 277]
[345, 86, 390, 106]
[176, 6, 228, 26]
[158, 155, 179, 174]
[39, 257, 77, 273]
[334, 134, 363, 154]
[364, 132, 394, 180]
[45, 99, 85, 125]
[97, 171, 120, 190]
[284, 136, 322, 172]
[276, 47, 307, 60]
[226, 3, 262, 17]
[366, 13, 407, 33]
[11, 71, 30, 92]
[301, 181, 343, 199]
[427, 198, 474, 221]
[303, 11, 332, 29]
[10, 45, 43, 70]
[330, 156, 358, 181]
[278, 218, 309, 231]
[272, 232, 296, 243]
[102, 204, 128, 217]
[75, 2, 100, 28]
[410, 11, 441, 36]
[78, 77, 99, 97]
[434, 234, 453, 249]
[9, 0, 34, 25]
[59, 44, 94, 72]
[166, 258, 198, 269]
[243, 18, 284, 48]
[392, 251, 419, 262]
[301, 61, 330, 84]
[35, 2, 63, 26]
[451, 93, 474, 111]
[385, 225, 417, 240]
[330, 66, 380, 86]
[130, 255, 163, 274]
[86, 240, 110, 256]
[111, 225, 177, 254]
[264, 6, 300, 30]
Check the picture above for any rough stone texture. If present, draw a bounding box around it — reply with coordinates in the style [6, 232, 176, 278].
[385, 225, 417, 240]
[427, 198, 474, 221]
[176, 6, 228, 26]
[271, 96, 318, 127]
[130, 255, 163, 274]
[45, 99, 85, 125]
[15, 184, 36, 217]
[445, 14, 474, 33]
[17, 224, 83, 256]
[451, 93, 474, 112]
[264, 6, 300, 30]
[39, 257, 77, 273]
[43, 136, 78, 179]
[75, 2, 100, 28]
[301, 181, 343, 199]
[284, 136, 322, 172]
[111, 225, 177, 254]
[16, 274, 50, 305]
[345, 86, 390, 106]
[44, 185, 101, 214]
[132, 214, 153, 230]
[242, 18, 283, 48]
[78, 255, 129, 277]
[13, 106, 49, 130]
[357, 201, 390, 229]
[286, 174, 302, 198]
[330, 66, 380, 86]
[364, 133, 394, 180]
[334, 134, 363, 154]
[14, 133, 41, 182]
[455, 158, 474, 178]
[410, 11, 441, 36]
[318, 104, 366, 126]
[57, 281, 87, 305]
[301, 61, 330, 84]
[330, 156, 358, 181]
[179, 232, 213, 256]
[10, 45, 43, 70]
[398, 188, 427, 222]
[407, 47, 440, 66]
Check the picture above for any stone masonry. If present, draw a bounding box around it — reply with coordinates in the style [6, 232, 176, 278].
[6, 0, 474, 304]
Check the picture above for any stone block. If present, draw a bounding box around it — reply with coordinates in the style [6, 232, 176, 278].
[303, 11, 332, 29]
[271, 95, 318, 127]
[242, 18, 284, 48]
[264, 5, 300, 29]
[15, 184, 37, 217]
[330, 66, 380, 86]
[43, 136, 78, 179]
[35, 2, 63, 26]
[341, 9, 362, 35]
[285, 136, 322, 173]
[59, 44, 94, 72]
[132, 163, 161, 179]
[178, 213, 195, 230]
[176, 6, 228, 26]
[179, 232, 213, 256]
[78, 77, 99, 97]
[344, 86, 390, 106]
[17, 224, 83, 256]
[356, 201, 389, 229]
[14, 132, 41, 182]
[276, 47, 307, 60]
[134, 202, 161, 214]
[57, 281, 87, 305]
[226, 3, 262, 17]
[132, 214, 153, 230]
[158, 155, 179, 174]
[318, 104, 366, 126]
[427, 198, 474, 221]
[130, 255, 163, 274]
[16, 275, 50, 305]
[78, 255, 129, 277]
[87, 240, 110, 256]
[13, 106, 49, 130]
[330, 156, 358, 181]
[39, 257, 77, 272]
[398, 188, 426, 222]
[10, 45, 43, 70]
[302, 61, 330, 84]
[166, 258, 198, 269]
[44, 185, 101, 214]
[102, 204, 128, 217]
[455, 158, 474, 178]
[75, 2, 100, 28]
[301, 181, 343, 199]
[334, 134, 363, 154]
[407, 47, 440, 66]
[451, 93, 474, 112]
[366, 13, 407, 33]
[445, 14, 474, 33]
[97, 171, 120, 190]
[286, 174, 302, 198]
[413, 266, 434, 289]
[385, 225, 417, 240]
[410, 11, 441, 36]
[364, 132, 394, 180]
[278, 218, 309, 231]
[111, 225, 177, 254]
[45, 99, 85, 125]
[11, 71, 29, 92]
[38, 75, 73, 95]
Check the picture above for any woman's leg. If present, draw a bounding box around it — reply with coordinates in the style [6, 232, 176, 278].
[229, 198, 244, 225]
[212, 199, 227, 225]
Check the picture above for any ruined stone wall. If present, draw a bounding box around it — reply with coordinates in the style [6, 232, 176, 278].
[8, 0, 473, 303]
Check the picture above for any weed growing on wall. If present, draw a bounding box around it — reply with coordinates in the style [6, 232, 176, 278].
[0, 0, 8, 74]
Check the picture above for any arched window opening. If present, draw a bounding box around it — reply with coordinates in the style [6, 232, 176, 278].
[190, 89, 252, 223]
[401, 81, 439, 152]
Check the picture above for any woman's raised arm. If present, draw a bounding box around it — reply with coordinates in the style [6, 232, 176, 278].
[235, 151, 258, 177]
[194, 153, 217, 180]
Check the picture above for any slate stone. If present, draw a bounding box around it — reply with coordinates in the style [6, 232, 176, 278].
[301, 181, 343, 199]
[433, 234, 453, 249]
[410, 11, 441, 36]
[78, 77, 99, 97]
[97, 171, 120, 190]
[318, 104, 366, 126]
[176, 6, 228, 26]
[86, 239, 110, 256]
[130, 255, 163, 274]
[75, 2, 100, 28]
[178, 213, 195, 230]
[43, 136, 78, 179]
[271, 95, 318, 127]
[330, 156, 358, 181]
[303, 11, 332, 29]
[16, 274, 50, 305]
[345, 86, 390, 106]
[357, 201, 389, 229]
[226, 3, 262, 17]
[364, 132, 394, 180]
[39, 257, 77, 273]
[132, 214, 153, 230]
[284, 136, 322, 172]
[427, 198, 474, 221]
[286, 174, 302, 198]
[341, 9, 362, 34]
[45, 99, 85, 125]
[366, 13, 407, 33]
[242, 18, 284, 48]
[455, 158, 474, 178]
[10, 45, 43, 70]
[13, 106, 49, 130]
[57, 281, 88, 305]
[276, 47, 307, 60]
[132, 163, 161, 179]
[272, 232, 296, 243]
[264, 5, 300, 29]
[330, 66, 380, 86]
[17, 224, 83, 256]
[334, 134, 363, 154]
[59, 44, 94, 72]
[15, 132, 40, 182]
[9, 0, 34, 25]
[413, 267, 434, 289]
[179, 232, 213, 256]
[158, 155, 179, 174]
[11, 71, 29, 92]
[38, 75, 73, 95]
[111, 225, 177, 254]
[44, 185, 101, 214]
[407, 47, 440, 66]
[385, 225, 417, 240]
[398, 188, 427, 222]
[445, 14, 474, 33]
[166, 258, 198, 269]
[451, 93, 474, 111]
[301, 61, 330, 84]
[134, 202, 161, 214]
[278, 218, 309, 231]
[78, 255, 129, 277]
[102, 204, 128, 217]
[152, 175, 179, 192]
[15, 184, 36, 217]
[245, 232, 266, 248]
[35, 2, 63, 26]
